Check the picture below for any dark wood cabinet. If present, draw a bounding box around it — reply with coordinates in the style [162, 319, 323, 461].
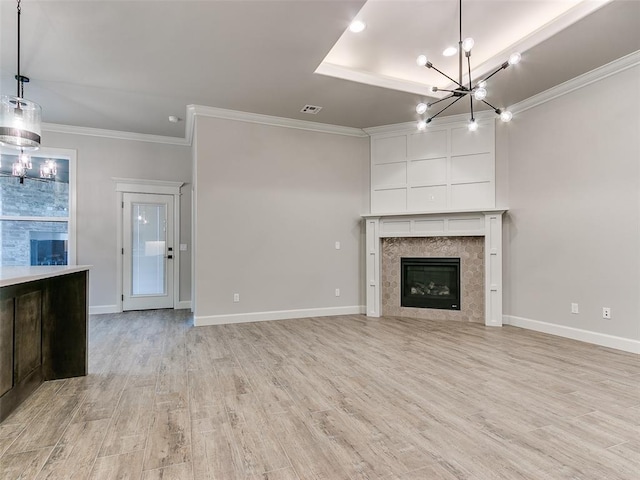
[0, 270, 88, 422]
[14, 290, 43, 383]
[0, 298, 14, 398]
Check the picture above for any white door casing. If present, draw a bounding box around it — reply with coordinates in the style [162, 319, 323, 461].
[114, 178, 183, 312]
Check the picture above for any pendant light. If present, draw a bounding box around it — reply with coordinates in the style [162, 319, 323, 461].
[0, 0, 42, 150]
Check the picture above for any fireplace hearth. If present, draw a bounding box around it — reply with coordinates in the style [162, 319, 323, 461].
[401, 257, 461, 310]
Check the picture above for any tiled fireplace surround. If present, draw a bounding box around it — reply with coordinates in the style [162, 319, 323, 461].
[363, 210, 505, 326]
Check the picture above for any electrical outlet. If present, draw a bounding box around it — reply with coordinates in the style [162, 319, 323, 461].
[602, 307, 611, 319]
[335, 288, 340, 297]
[335, 241, 341, 250]
[571, 303, 579, 314]
[233, 293, 240, 303]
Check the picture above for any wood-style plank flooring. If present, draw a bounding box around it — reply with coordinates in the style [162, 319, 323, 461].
[0, 310, 638, 479]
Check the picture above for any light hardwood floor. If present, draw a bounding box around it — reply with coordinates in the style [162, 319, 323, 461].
[0, 310, 638, 479]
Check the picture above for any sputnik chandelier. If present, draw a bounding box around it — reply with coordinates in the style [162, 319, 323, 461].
[0, 0, 52, 184]
[415, 0, 520, 131]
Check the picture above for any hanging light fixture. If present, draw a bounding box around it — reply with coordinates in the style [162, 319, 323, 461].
[0, 0, 42, 150]
[415, 0, 520, 131]
[0, 152, 57, 184]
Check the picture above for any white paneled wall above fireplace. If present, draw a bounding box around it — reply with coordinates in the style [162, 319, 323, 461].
[369, 119, 495, 214]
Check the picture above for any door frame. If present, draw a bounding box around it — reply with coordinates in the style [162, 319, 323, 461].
[114, 178, 183, 312]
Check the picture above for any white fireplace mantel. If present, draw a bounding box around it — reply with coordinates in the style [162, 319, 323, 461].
[363, 209, 506, 326]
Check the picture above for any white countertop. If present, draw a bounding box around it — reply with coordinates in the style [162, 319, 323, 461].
[0, 265, 91, 288]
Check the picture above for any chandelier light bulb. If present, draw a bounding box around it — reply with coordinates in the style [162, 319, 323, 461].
[40, 159, 57, 179]
[508, 52, 521, 65]
[500, 110, 513, 122]
[349, 20, 366, 33]
[416, 103, 428, 115]
[478, 80, 487, 88]
[462, 37, 475, 52]
[417, 120, 427, 131]
[12, 162, 26, 177]
[468, 119, 479, 132]
[442, 46, 457, 57]
[416, 55, 428, 67]
[474, 87, 487, 101]
[18, 152, 32, 169]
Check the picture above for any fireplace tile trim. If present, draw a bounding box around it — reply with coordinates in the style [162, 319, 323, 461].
[363, 209, 506, 326]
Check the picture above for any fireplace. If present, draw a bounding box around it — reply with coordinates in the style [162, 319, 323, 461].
[401, 257, 461, 310]
[365, 210, 505, 325]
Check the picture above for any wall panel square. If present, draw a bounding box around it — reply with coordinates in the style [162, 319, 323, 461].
[372, 135, 406, 164]
[408, 185, 447, 211]
[407, 130, 447, 160]
[450, 182, 494, 209]
[372, 188, 407, 213]
[451, 153, 493, 184]
[372, 162, 407, 188]
[451, 126, 493, 156]
[409, 158, 447, 186]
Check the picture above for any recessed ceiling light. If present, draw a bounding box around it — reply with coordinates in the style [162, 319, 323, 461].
[168, 115, 180, 123]
[349, 20, 366, 33]
[442, 46, 457, 57]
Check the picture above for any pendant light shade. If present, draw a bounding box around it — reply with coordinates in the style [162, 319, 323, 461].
[0, 95, 42, 150]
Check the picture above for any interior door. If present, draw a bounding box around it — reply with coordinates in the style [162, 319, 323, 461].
[123, 193, 174, 310]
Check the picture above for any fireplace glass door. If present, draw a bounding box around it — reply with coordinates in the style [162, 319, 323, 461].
[401, 257, 461, 310]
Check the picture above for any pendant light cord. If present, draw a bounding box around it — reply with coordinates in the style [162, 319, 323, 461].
[458, 0, 462, 87]
[17, 0, 21, 98]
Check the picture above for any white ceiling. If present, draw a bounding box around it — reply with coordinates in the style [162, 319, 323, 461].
[318, 1, 608, 95]
[1, 0, 639, 138]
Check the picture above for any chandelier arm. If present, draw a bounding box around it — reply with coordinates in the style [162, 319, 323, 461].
[428, 93, 456, 107]
[429, 64, 465, 89]
[480, 99, 499, 111]
[476, 63, 509, 88]
[467, 55, 474, 120]
[428, 95, 464, 121]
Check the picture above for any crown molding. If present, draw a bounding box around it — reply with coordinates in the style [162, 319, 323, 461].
[187, 104, 368, 138]
[511, 49, 640, 115]
[40, 50, 638, 146]
[363, 110, 496, 136]
[42, 122, 190, 146]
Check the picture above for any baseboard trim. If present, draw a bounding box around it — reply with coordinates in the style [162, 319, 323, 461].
[195, 305, 366, 327]
[176, 300, 192, 310]
[89, 305, 120, 315]
[503, 315, 640, 354]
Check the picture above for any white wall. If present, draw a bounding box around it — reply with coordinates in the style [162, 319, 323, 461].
[41, 131, 192, 311]
[193, 116, 369, 325]
[502, 65, 640, 346]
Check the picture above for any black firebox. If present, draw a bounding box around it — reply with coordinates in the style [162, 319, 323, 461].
[401, 257, 461, 310]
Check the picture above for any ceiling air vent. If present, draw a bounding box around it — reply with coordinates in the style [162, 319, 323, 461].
[300, 104, 323, 114]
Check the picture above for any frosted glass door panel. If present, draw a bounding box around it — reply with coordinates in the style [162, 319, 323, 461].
[132, 203, 166, 296]
[123, 193, 174, 310]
